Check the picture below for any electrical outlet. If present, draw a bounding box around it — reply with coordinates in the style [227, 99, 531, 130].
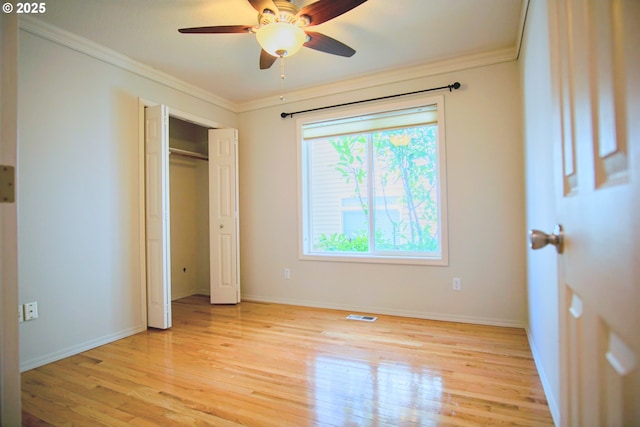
[18, 304, 24, 323]
[284, 268, 291, 279]
[453, 277, 462, 291]
[24, 302, 38, 321]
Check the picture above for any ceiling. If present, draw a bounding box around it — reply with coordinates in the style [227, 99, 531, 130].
[31, 0, 527, 107]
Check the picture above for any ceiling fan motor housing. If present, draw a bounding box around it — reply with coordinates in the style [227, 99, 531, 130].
[258, 0, 309, 27]
[178, 0, 367, 69]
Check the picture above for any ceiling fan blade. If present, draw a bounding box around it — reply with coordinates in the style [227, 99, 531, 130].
[248, 0, 280, 15]
[260, 49, 278, 69]
[178, 25, 253, 34]
[303, 31, 355, 57]
[298, 0, 367, 26]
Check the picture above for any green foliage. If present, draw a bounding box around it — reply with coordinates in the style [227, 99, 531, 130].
[316, 231, 369, 252]
[319, 124, 440, 254]
[315, 230, 393, 252]
[372, 127, 439, 250]
[330, 136, 368, 216]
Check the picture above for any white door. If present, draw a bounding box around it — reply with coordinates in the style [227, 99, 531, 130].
[209, 129, 240, 304]
[548, 0, 639, 425]
[145, 105, 172, 328]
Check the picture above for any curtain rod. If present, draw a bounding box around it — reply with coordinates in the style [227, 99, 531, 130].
[280, 82, 461, 119]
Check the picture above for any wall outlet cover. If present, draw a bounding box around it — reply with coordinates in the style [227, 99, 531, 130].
[25, 302, 38, 320]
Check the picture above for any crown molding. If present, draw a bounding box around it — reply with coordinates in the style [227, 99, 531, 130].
[515, 0, 531, 60]
[236, 46, 518, 113]
[18, 16, 237, 113]
[19, 0, 527, 116]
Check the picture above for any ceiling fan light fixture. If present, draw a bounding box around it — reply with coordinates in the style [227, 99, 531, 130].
[256, 22, 306, 57]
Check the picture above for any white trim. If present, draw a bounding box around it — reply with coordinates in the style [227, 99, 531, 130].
[515, 0, 531, 60]
[20, 325, 147, 372]
[1, 10, 22, 425]
[18, 16, 236, 113]
[137, 100, 148, 329]
[138, 99, 234, 326]
[525, 326, 560, 427]
[19, 16, 522, 114]
[197, 287, 211, 297]
[242, 294, 527, 329]
[171, 289, 211, 301]
[170, 289, 201, 302]
[238, 47, 517, 112]
[167, 107, 226, 130]
[297, 95, 449, 266]
[298, 253, 448, 266]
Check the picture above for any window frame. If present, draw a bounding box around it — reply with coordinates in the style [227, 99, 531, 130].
[297, 95, 449, 266]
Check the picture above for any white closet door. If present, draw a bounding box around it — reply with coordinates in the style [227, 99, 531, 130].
[145, 105, 172, 328]
[209, 128, 240, 304]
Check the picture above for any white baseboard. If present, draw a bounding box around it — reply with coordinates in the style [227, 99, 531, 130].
[241, 294, 526, 329]
[20, 324, 146, 372]
[172, 289, 211, 301]
[196, 288, 210, 296]
[525, 326, 560, 427]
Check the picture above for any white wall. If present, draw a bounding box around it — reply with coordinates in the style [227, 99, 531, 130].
[17, 28, 236, 370]
[17, 14, 530, 373]
[238, 61, 527, 326]
[519, 0, 560, 423]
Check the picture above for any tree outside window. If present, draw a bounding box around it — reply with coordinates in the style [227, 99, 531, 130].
[301, 99, 447, 264]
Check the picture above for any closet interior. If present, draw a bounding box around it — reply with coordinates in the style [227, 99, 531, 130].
[168, 116, 211, 300]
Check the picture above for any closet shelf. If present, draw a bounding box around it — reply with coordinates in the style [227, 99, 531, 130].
[169, 147, 208, 161]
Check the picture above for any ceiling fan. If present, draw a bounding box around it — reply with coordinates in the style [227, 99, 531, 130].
[178, 0, 368, 70]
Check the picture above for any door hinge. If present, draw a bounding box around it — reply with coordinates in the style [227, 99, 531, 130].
[0, 165, 15, 203]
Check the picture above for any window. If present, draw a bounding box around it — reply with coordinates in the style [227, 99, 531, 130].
[298, 96, 448, 265]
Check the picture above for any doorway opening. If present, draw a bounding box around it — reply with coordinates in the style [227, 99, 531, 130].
[168, 116, 211, 301]
[142, 102, 240, 329]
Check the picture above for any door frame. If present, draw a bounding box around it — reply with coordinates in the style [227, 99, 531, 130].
[137, 98, 230, 327]
[1, 10, 21, 425]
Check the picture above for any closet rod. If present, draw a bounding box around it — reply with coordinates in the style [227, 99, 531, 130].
[169, 147, 208, 161]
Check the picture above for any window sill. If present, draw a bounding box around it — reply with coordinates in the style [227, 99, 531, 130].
[299, 252, 449, 267]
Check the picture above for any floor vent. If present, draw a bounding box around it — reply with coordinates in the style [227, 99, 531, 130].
[346, 314, 377, 322]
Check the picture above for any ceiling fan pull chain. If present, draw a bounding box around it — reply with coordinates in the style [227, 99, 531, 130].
[279, 57, 286, 101]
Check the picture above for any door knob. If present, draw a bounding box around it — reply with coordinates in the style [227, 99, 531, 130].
[529, 224, 564, 254]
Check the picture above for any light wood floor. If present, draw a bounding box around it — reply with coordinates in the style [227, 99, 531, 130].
[22, 296, 554, 426]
